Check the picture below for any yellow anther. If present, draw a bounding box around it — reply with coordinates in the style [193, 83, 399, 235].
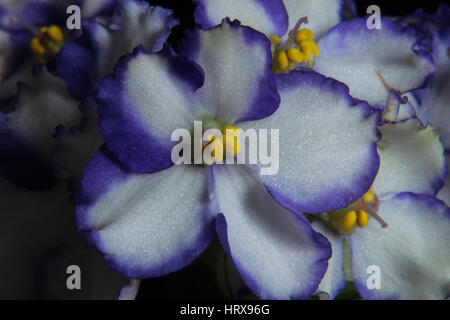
[210, 138, 224, 162]
[357, 210, 369, 228]
[362, 190, 376, 204]
[299, 40, 320, 61]
[269, 34, 280, 46]
[222, 126, 241, 156]
[341, 210, 357, 231]
[276, 50, 289, 70]
[224, 135, 240, 156]
[30, 25, 64, 62]
[286, 47, 304, 63]
[222, 125, 240, 137]
[30, 37, 46, 56]
[47, 25, 63, 43]
[296, 29, 314, 42]
[203, 136, 223, 164]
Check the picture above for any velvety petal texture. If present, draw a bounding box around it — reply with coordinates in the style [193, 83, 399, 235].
[241, 70, 380, 214]
[193, 0, 288, 36]
[76, 148, 215, 279]
[373, 119, 447, 197]
[81, 0, 117, 19]
[349, 193, 450, 300]
[213, 165, 331, 299]
[97, 47, 203, 173]
[99, 21, 279, 173]
[315, 18, 434, 108]
[193, 0, 343, 39]
[176, 19, 280, 123]
[282, 0, 342, 39]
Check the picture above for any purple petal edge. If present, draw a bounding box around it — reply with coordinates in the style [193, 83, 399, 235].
[266, 69, 381, 214]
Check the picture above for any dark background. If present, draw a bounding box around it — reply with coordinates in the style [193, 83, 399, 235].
[136, 0, 448, 300]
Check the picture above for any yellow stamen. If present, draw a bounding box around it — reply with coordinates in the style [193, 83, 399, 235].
[276, 50, 289, 70]
[210, 138, 223, 162]
[362, 190, 376, 204]
[30, 37, 46, 56]
[222, 126, 241, 137]
[202, 135, 223, 164]
[47, 25, 63, 42]
[222, 126, 241, 156]
[296, 28, 314, 42]
[357, 210, 369, 228]
[341, 210, 357, 231]
[299, 39, 320, 61]
[286, 47, 304, 63]
[269, 35, 280, 46]
[29, 25, 64, 63]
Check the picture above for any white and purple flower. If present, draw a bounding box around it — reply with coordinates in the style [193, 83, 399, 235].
[192, 0, 434, 109]
[74, 19, 380, 299]
[0, 0, 177, 188]
[312, 114, 449, 299]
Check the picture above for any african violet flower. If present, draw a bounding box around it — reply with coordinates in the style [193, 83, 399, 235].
[74, 19, 380, 299]
[0, 0, 177, 188]
[193, 0, 434, 110]
[312, 115, 450, 300]
[0, 175, 139, 299]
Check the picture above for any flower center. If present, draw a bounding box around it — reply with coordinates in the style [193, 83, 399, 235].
[29, 25, 64, 63]
[270, 17, 320, 73]
[202, 125, 241, 165]
[323, 188, 388, 235]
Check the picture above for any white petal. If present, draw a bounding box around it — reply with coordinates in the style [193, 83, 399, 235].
[94, 0, 177, 78]
[76, 150, 215, 278]
[213, 165, 331, 299]
[312, 221, 346, 299]
[373, 118, 446, 197]
[349, 193, 450, 299]
[283, 0, 341, 39]
[178, 20, 279, 123]
[240, 70, 379, 214]
[315, 18, 434, 107]
[194, 0, 288, 36]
